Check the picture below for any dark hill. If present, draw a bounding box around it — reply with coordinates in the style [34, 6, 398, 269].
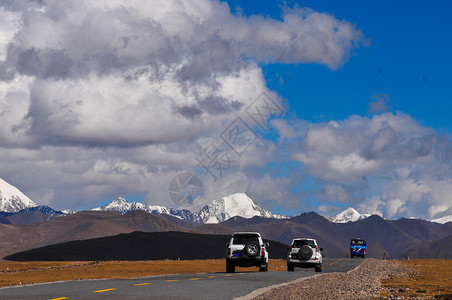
[4, 231, 289, 261]
[402, 235, 452, 259]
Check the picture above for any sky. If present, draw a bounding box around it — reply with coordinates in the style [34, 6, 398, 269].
[0, 0, 451, 220]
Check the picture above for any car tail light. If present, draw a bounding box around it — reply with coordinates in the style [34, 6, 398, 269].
[261, 248, 265, 256]
[364, 250, 366, 254]
[227, 248, 230, 256]
[289, 245, 293, 250]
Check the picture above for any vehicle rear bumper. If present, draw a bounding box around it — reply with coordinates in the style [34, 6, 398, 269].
[287, 259, 321, 267]
[227, 256, 265, 267]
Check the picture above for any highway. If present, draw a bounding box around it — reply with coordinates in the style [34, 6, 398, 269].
[0, 258, 363, 300]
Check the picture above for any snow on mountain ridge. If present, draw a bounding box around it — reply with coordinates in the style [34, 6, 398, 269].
[198, 193, 287, 224]
[431, 215, 452, 224]
[93, 193, 286, 224]
[0, 178, 37, 212]
[92, 197, 200, 222]
[328, 207, 371, 223]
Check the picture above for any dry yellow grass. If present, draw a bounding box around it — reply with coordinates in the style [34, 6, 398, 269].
[380, 259, 452, 299]
[0, 259, 287, 287]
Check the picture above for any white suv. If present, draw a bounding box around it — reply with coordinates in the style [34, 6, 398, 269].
[226, 232, 269, 273]
[287, 238, 323, 272]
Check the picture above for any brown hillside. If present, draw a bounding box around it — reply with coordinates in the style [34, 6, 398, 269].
[0, 210, 189, 259]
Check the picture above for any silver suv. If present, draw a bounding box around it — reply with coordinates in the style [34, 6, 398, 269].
[226, 232, 269, 273]
[287, 238, 323, 272]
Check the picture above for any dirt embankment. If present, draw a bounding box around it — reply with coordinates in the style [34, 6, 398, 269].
[253, 259, 452, 300]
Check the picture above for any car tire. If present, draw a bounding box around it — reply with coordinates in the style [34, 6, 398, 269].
[351, 255, 354, 258]
[287, 264, 294, 272]
[244, 241, 259, 257]
[315, 265, 322, 272]
[362, 255, 365, 259]
[226, 264, 235, 273]
[298, 245, 313, 260]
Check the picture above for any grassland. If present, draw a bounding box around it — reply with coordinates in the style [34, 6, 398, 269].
[380, 259, 452, 299]
[0, 259, 287, 287]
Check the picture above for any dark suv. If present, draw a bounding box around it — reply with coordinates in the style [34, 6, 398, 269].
[226, 232, 269, 273]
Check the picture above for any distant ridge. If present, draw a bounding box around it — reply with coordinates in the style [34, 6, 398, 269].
[92, 193, 287, 224]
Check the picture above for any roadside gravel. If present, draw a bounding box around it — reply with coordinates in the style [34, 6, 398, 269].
[252, 259, 416, 300]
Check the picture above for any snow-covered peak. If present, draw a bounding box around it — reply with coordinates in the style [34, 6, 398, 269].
[431, 215, 452, 224]
[198, 193, 286, 224]
[328, 207, 371, 223]
[92, 197, 199, 222]
[93, 197, 150, 214]
[0, 178, 37, 212]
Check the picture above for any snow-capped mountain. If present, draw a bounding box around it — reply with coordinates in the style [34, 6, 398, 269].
[431, 215, 452, 224]
[0, 178, 37, 212]
[19, 205, 65, 217]
[93, 193, 286, 224]
[198, 193, 287, 224]
[328, 207, 371, 223]
[92, 197, 201, 222]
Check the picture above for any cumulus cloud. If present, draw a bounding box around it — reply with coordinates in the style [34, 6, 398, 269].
[0, 0, 366, 211]
[287, 112, 452, 219]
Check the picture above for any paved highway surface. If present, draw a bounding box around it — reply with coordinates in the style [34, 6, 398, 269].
[0, 258, 363, 300]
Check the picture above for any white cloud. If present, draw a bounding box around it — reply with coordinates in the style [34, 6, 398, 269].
[289, 112, 452, 219]
[0, 0, 367, 211]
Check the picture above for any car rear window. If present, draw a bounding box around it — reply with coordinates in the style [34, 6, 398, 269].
[293, 240, 315, 247]
[232, 234, 259, 244]
[351, 239, 365, 245]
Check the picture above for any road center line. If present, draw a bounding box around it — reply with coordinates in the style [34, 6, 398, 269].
[134, 283, 151, 286]
[93, 288, 116, 293]
[329, 258, 345, 266]
[189, 278, 200, 280]
[165, 280, 179, 282]
[49, 297, 68, 300]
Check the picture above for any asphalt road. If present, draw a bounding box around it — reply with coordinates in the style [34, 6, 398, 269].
[0, 258, 363, 300]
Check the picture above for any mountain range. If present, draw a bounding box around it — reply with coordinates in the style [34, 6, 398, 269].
[92, 193, 286, 224]
[2, 177, 451, 225]
[1, 177, 451, 260]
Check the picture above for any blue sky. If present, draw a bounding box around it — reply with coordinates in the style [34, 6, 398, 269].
[0, 0, 451, 220]
[242, 0, 452, 131]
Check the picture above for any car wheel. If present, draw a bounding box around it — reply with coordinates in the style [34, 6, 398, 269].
[362, 255, 365, 259]
[298, 245, 313, 260]
[351, 255, 354, 258]
[226, 264, 235, 273]
[287, 264, 294, 272]
[244, 241, 259, 257]
[315, 265, 322, 272]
